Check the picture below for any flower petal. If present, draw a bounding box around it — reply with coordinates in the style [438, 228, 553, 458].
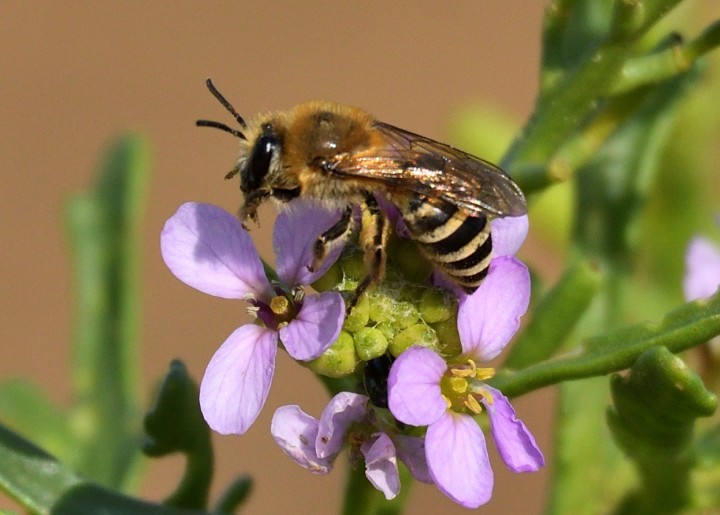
[161, 202, 271, 299]
[316, 392, 369, 459]
[482, 386, 544, 472]
[458, 256, 530, 361]
[684, 236, 720, 301]
[199, 324, 277, 435]
[491, 214, 529, 257]
[274, 199, 345, 285]
[426, 413, 493, 508]
[387, 346, 447, 426]
[393, 434, 432, 484]
[361, 433, 400, 500]
[279, 291, 345, 361]
[271, 405, 332, 474]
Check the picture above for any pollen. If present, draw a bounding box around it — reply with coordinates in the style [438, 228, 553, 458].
[270, 295, 290, 316]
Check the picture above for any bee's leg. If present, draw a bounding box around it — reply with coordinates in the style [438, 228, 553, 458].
[350, 194, 389, 311]
[310, 206, 353, 272]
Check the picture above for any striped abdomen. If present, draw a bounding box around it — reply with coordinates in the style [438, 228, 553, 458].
[400, 195, 492, 293]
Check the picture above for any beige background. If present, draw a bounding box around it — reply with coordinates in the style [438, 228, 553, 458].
[0, 2, 612, 513]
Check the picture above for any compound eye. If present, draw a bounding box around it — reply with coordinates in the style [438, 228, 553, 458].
[242, 134, 278, 193]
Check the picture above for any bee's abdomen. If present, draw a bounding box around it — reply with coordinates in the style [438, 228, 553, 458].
[401, 196, 492, 293]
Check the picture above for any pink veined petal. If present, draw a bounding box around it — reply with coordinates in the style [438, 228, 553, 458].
[199, 324, 277, 435]
[274, 198, 345, 285]
[160, 202, 271, 299]
[458, 256, 530, 361]
[271, 405, 332, 474]
[361, 433, 400, 500]
[426, 413, 493, 509]
[683, 236, 720, 301]
[316, 392, 369, 459]
[387, 346, 447, 427]
[491, 214, 529, 257]
[393, 434, 432, 484]
[279, 291, 345, 361]
[482, 386, 545, 472]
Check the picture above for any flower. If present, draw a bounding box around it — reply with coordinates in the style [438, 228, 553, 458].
[684, 234, 720, 301]
[388, 254, 544, 508]
[160, 200, 346, 434]
[271, 392, 431, 500]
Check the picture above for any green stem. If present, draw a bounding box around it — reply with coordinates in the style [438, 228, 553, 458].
[341, 464, 382, 515]
[613, 20, 720, 95]
[490, 293, 720, 398]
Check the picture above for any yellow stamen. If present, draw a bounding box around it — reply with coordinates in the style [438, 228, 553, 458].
[474, 367, 496, 381]
[441, 394, 452, 410]
[464, 394, 483, 415]
[450, 359, 477, 378]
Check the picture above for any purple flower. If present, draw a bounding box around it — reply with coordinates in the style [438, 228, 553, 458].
[388, 252, 544, 508]
[271, 392, 431, 500]
[684, 235, 720, 301]
[161, 200, 346, 435]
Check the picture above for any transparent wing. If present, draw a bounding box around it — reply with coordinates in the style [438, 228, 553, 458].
[328, 121, 527, 217]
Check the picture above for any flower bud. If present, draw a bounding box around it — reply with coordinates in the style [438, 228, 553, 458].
[340, 251, 365, 281]
[369, 294, 395, 323]
[419, 288, 456, 323]
[354, 327, 389, 361]
[431, 318, 462, 357]
[389, 323, 439, 357]
[394, 300, 420, 328]
[307, 331, 357, 377]
[311, 260, 344, 292]
[343, 295, 370, 332]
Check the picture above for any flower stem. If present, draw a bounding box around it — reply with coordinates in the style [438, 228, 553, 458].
[341, 464, 382, 515]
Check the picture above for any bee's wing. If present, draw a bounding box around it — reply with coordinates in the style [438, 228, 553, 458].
[331, 121, 527, 217]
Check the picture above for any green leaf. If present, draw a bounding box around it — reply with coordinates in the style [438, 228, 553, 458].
[0, 380, 74, 455]
[143, 361, 213, 510]
[213, 475, 253, 514]
[65, 134, 150, 488]
[0, 422, 201, 515]
[607, 346, 717, 514]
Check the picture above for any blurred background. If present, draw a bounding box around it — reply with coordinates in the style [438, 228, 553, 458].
[2, 2, 715, 513]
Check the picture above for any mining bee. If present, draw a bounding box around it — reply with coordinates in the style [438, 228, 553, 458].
[197, 79, 526, 307]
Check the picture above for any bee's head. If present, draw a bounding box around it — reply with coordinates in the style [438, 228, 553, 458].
[196, 79, 298, 224]
[238, 123, 282, 196]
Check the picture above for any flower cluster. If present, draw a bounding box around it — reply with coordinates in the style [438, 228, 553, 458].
[161, 199, 544, 508]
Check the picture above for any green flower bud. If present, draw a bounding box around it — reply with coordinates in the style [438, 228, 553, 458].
[307, 331, 357, 377]
[419, 288, 456, 323]
[432, 318, 462, 357]
[311, 260, 344, 292]
[340, 251, 365, 281]
[389, 323, 439, 357]
[343, 295, 370, 332]
[354, 327, 389, 361]
[375, 322, 397, 340]
[369, 294, 395, 323]
[394, 300, 420, 328]
[388, 235, 433, 284]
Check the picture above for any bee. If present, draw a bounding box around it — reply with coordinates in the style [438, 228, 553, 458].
[197, 79, 526, 307]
